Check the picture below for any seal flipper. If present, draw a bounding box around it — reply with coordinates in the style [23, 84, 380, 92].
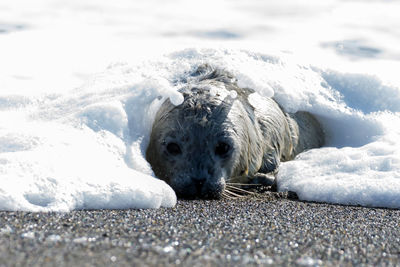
[247, 151, 279, 191]
[259, 151, 280, 174]
[248, 172, 275, 187]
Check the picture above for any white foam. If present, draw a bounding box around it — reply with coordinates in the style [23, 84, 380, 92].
[0, 120, 176, 211]
[1, 0, 400, 210]
[0, 63, 181, 211]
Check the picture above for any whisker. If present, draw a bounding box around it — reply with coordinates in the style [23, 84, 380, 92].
[224, 189, 245, 198]
[221, 192, 235, 200]
[226, 185, 256, 195]
[226, 182, 262, 187]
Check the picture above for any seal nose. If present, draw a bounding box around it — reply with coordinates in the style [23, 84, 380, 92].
[192, 177, 206, 193]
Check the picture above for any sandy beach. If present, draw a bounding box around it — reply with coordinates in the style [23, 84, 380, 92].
[1, 193, 399, 266]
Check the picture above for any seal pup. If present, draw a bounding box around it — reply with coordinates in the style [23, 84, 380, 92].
[146, 65, 324, 199]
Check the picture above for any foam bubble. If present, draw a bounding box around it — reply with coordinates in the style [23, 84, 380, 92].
[1, 47, 400, 210]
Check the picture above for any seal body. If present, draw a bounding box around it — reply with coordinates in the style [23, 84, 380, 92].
[146, 65, 324, 199]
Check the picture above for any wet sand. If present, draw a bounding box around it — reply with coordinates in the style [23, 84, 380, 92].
[1, 192, 399, 266]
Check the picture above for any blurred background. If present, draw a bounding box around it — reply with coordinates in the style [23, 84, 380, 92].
[1, 0, 400, 93]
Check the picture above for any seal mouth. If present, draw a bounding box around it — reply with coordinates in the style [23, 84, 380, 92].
[173, 180, 225, 200]
[176, 190, 223, 200]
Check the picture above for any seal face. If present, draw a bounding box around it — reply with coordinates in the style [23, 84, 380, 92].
[146, 65, 324, 199]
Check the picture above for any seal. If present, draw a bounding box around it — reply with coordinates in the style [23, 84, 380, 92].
[146, 65, 324, 199]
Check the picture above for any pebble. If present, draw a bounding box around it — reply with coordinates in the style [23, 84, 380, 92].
[0, 193, 399, 266]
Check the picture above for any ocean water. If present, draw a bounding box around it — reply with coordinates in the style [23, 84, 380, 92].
[1, 0, 399, 211]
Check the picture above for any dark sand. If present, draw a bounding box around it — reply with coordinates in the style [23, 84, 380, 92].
[0, 192, 399, 266]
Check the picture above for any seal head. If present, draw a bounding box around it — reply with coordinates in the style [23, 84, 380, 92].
[146, 68, 259, 199]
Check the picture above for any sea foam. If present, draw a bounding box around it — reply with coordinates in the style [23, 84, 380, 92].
[1, 48, 400, 210]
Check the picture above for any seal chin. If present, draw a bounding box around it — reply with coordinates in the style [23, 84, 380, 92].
[172, 178, 225, 200]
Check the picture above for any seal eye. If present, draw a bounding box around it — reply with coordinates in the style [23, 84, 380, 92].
[215, 142, 231, 157]
[166, 142, 182, 156]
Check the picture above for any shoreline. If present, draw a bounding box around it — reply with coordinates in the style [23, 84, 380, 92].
[1, 193, 399, 266]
